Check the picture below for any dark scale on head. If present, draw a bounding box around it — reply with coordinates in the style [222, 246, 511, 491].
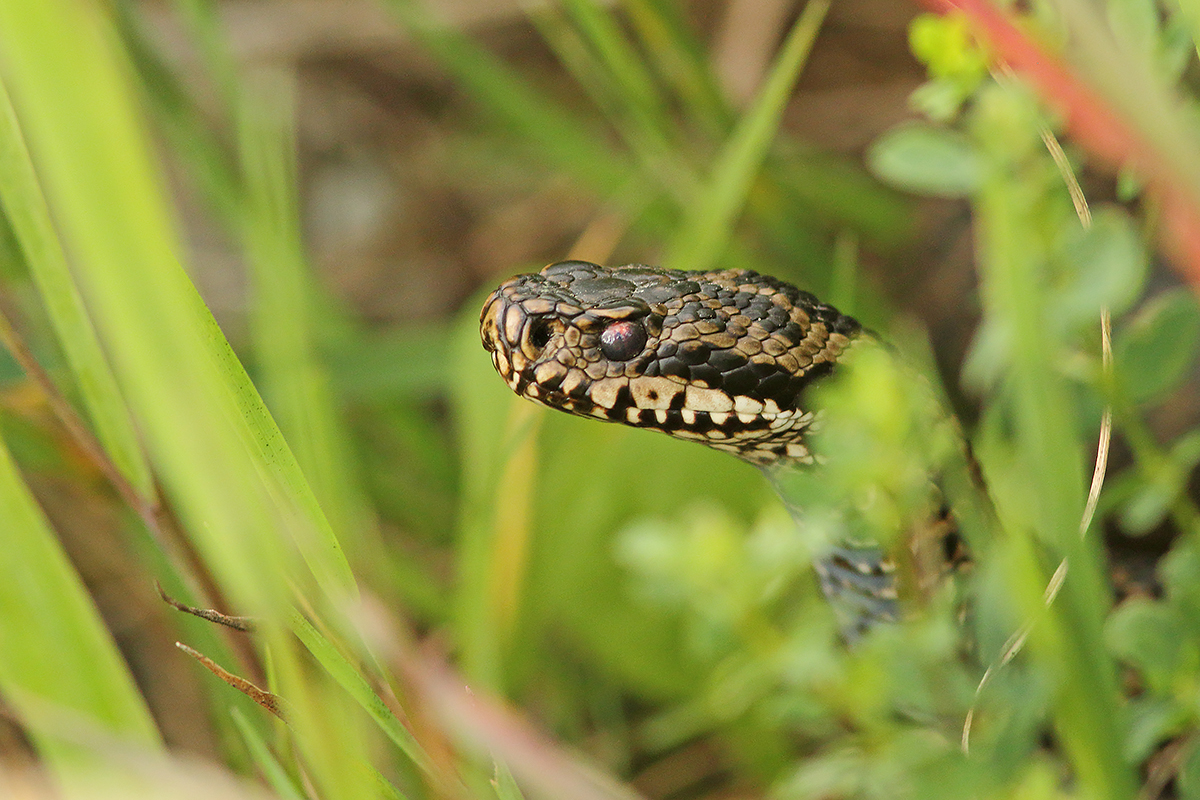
[480, 260, 861, 467]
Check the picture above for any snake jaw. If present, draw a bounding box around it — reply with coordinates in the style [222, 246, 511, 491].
[480, 261, 860, 467]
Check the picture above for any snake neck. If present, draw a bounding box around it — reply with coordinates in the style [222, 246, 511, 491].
[760, 460, 900, 640]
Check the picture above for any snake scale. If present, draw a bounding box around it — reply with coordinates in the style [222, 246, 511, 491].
[479, 260, 918, 638]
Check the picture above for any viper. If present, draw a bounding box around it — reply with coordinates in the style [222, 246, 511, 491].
[479, 260, 956, 639]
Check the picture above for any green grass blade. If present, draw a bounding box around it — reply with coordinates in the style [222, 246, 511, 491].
[528, 4, 695, 203]
[971, 83, 1137, 800]
[289, 611, 444, 783]
[0, 0, 283, 612]
[664, 0, 830, 272]
[556, 0, 686, 178]
[0, 11, 380, 794]
[0, 0, 355, 611]
[130, 1, 377, 568]
[492, 760, 527, 800]
[0, 78, 154, 499]
[228, 707, 306, 800]
[624, 0, 732, 134]
[113, 1, 243, 222]
[560, 0, 664, 118]
[0, 428, 160, 775]
[266, 630, 383, 800]
[382, 0, 636, 197]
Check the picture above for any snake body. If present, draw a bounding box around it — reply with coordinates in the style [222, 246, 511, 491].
[480, 260, 898, 635]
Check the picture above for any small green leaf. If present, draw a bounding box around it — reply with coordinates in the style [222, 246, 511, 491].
[1053, 206, 1147, 322]
[1118, 479, 1175, 535]
[1160, 543, 1200, 639]
[1124, 429, 1200, 533]
[1116, 166, 1144, 202]
[1105, 597, 1191, 692]
[908, 12, 989, 85]
[867, 124, 979, 197]
[1121, 696, 1188, 762]
[908, 78, 971, 122]
[1115, 289, 1200, 404]
[1106, 0, 1160, 65]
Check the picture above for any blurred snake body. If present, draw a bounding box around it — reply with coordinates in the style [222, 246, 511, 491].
[480, 260, 898, 636]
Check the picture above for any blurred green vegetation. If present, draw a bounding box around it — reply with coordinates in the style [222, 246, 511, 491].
[0, 1, 1199, 799]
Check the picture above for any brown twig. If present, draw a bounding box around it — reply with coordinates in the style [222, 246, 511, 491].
[155, 582, 257, 632]
[175, 643, 284, 720]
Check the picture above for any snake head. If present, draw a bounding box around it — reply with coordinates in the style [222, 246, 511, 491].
[480, 260, 861, 466]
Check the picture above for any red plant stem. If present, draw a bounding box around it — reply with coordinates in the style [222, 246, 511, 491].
[921, 0, 1200, 286]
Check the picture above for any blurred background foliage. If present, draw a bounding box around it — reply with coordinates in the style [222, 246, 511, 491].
[1, 0, 1200, 798]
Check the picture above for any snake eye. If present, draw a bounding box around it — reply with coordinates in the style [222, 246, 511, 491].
[600, 320, 647, 361]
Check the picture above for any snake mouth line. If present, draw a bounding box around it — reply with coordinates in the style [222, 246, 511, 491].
[480, 261, 858, 466]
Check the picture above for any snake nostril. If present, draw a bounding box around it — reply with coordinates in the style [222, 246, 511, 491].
[529, 318, 553, 351]
[600, 320, 647, 361]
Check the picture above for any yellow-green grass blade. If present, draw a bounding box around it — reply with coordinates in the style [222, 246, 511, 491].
[0, 0, 355, 615]
[0, 6, 378, 792]
[134, 4, 379, 566]
[100, 7, 430, 782]
[238, 74, 377, 559]
[664, 0, 830, 272]
[448, 300, 545, 694]
[0, 14, 380, 794]
[0, 427, 160, 775]
[0, 77, 154, 500]
[266, 627, 383, 800]
[231, 671, 415, 800]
